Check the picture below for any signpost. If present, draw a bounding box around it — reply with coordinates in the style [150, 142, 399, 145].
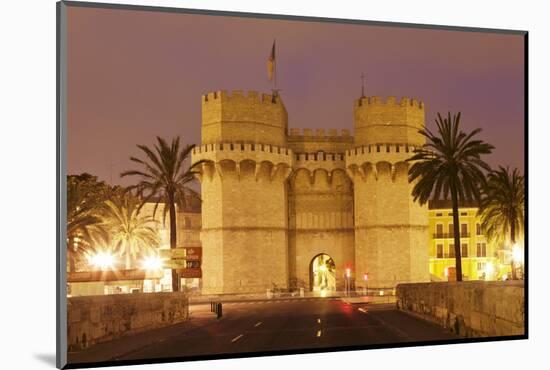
[159, 245, 202, 277]
[159, 248, 188, 270]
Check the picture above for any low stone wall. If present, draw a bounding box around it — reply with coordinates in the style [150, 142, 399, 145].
[67, 292, 189, 351]
[396, 281, 524, 338]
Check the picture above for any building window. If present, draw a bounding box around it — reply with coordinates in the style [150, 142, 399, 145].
[436, 224, 443, 238]
[476, 243, 487, 257]
[436, 244, 443, 258]
[435, 212, 443, 217]
[448, 223, 454, 238]
[477, 262, 486, 271]
[460, 212, 467, 216]
[476, 223, 482, 236]
[449, 244, 455, 258]
[461, 243, 468, 258]
[461, 223, 468, 237]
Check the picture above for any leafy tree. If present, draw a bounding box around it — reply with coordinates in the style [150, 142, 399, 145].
[408, 112, 494, 281]
[66, 174, 109, 272]
[102, 194, 160, 269]
[121, 136, 202, 291]
[478, 166, 525, 279]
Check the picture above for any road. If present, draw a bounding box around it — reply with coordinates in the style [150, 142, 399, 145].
[68, 298, 458, 366]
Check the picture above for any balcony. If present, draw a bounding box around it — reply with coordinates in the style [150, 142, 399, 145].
[433, 233, 470, 239]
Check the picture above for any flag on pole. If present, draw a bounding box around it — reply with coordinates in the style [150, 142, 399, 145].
[267, 40, 276, 81]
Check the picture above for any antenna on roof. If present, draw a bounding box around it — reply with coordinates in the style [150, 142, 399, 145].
[360, 72, 366, 98]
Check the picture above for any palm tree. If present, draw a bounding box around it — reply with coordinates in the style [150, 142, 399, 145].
[478, 166, 525, 279]
[102, 196, 160, 270]
[121, 136, 202, 291]
[408, 112, 494, 281]
[67, 174, 109, 272]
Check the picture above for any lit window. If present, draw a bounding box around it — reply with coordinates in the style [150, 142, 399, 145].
[461, 243, 468, 258]
[436, 244, 443, 258]
[461, 223, 468, 237]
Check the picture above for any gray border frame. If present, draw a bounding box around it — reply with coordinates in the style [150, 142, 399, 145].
[56, 1, 528, 369]
[57, 1, 68, 368]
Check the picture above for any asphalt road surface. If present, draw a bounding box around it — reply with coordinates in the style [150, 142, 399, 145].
[68, 298, 458, 366]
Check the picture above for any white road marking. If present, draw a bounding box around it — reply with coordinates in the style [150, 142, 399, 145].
[254, 321, 263, 327]
[231, 334, 244, 343]
[316, 330, 322, 337]
[317, 318, 321, 324]
[358, 307, 367, 313]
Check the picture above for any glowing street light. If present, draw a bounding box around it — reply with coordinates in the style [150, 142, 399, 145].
[345, 268, 351, 278]
[512, 243, 523, 264]
[89, 252, 115, 271]
[484, 262, 495, 279]
[142, 255, 164, 270]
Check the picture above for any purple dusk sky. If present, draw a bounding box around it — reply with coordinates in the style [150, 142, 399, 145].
[67, 6, 525, 186]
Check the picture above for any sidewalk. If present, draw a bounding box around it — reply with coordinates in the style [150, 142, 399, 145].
[189, 290, 396, 305]
[68, 305, 218, 364]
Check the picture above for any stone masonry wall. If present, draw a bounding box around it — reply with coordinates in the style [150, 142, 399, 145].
[289, 167, 355, 290]
[67, 292, 189, 351]
[396, 281, 525, 337]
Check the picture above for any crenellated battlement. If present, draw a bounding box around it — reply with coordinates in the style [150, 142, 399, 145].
[288, 128, 351, 139]
[354, 95, 424, 109]
[354, 95, 426, 147]
[192, 142, 291, 156]
[294, 152, 346, 162]
[202, 90, 283, 106]
[346, 143, 417, 157]
[201, 90, 288, 147]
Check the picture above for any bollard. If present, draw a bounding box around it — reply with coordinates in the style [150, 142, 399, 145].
[216, 302, 223, 319]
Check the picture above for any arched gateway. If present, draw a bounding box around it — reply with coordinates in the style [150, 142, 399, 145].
[309, 253, 336, 294]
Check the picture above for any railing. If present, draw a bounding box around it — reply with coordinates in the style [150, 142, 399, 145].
[433, 233, 470, 239]
[435, 253, 475, 259]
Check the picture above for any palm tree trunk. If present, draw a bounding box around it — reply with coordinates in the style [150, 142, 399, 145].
[126, 251, 131, 270]
[450, 183, 463, 282]
[510, 218, 517, 280]
[68, 247, 76, 273]
[169, 194, 179, 292]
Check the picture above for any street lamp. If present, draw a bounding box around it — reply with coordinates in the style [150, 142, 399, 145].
[344, 268, 352, 296]
[512, 244, 523, 264]
[512, 243, 523, 279]
[484, 262, 494, 280]
[142, 255, 164, 270]
[89, 252, 115, 271]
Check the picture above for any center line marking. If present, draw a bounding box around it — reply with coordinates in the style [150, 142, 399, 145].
[254, 322, 263, 327]
[316, 330, 322, 337]
[231, 334, 244, 343]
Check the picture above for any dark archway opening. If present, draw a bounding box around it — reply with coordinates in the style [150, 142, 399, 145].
[309, 253, 336, 295]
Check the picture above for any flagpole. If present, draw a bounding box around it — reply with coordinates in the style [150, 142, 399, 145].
[274, 39, 277, 91]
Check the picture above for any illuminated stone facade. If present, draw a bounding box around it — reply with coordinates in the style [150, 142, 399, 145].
[427, 200, 511, 281]
[192, 90, 430, 294]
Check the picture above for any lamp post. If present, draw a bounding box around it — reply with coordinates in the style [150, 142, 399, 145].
[345, 268, 351, 296]
[363, 273, 368, 296]
[512, 243, 523, 280]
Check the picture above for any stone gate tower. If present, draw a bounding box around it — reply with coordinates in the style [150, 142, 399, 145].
[192, 90, 292, 294]
[347, 96, 430, 289]
[192, 89, 430, 295]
